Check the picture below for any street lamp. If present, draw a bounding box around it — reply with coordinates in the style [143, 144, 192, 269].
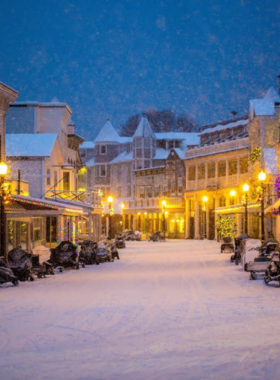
[107, 196, 113, 238]
[258, 171, 266, 241]
[202, 196, 208, 239]
[162, 200, 167, 240]
[242, 183, 250, 235]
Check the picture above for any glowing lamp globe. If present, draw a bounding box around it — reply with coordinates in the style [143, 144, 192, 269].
[107, 196, 113, 203]
[243, 184, 250, 192]
[162, 200, 167, 207]
[230, 190, 236, 197]
[258, 171, 266, 182]
[0, 162, 8, 176]
[202, 196, 208, 203]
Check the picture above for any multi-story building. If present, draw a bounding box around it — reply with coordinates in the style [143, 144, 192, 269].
[84, 115, 199, 238]
[5, 100, 103, 248]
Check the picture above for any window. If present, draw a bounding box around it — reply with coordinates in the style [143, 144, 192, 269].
[63, 172, 70, 191]
[33, 218, 43, 241]
[175, 140, 180, 148]
[218, 161, 226, 177]
[163, 185, 168, 196]
[198, 164, 205, 180]
[229, 159, 237, 175]
[100, 145, 107, 155]
[208, 162, 215, 178]
[168, 141, 174, 149]
[178, 178, 183, 194]
[219, 197, 226, 207]
[144, 160, 150, 168]
[100, 165, 106, 177]
[188, 166, 196, 181]
[144, 138, 150, 148]
[144, 149, 151, 158]
[146, 186, 152, 198]
[157, 140, 165, 149]
[46, 168, 51, 185]
[136, 149, 142, 158]
[154, 185, 160, 197]
[54, 171, 58, 186]
[139, 186, 145, 199]
[240, 157, 248, 174]
[136, 160, 142, 170]
[135, 138, 142, 148]
[171, 180, 176, 195]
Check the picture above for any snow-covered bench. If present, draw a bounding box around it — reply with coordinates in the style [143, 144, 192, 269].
[246, 261, 269, 280]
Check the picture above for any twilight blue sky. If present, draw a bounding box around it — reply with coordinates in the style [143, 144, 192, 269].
[1, 0, 279, 139]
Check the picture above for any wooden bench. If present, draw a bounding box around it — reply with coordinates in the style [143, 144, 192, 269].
[246, 261, 269, 280]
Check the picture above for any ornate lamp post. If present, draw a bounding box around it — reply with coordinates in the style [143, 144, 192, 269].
[162, 200, 167, 240]
[242, 184, 250, 235]
[258, 171, 266, 241]
[202, 196, 208, 239]
[107, 196, 113, 238]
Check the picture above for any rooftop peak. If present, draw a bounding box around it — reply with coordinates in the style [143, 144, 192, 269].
[133, 115, 156, 138]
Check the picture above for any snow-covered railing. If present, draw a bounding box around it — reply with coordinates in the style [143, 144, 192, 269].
[186, 173, 249, 191]
[185, 138, 249, 159]
[44, 189, 102, 207]
[124, 197, 184, 210]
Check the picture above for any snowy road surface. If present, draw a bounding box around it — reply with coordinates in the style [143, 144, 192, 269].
[1, 240, 280, 380]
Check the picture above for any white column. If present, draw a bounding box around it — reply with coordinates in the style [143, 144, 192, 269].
[194, 196, 200, 239]
[88, 212, 92, 240]
[185, 198, 190, 239]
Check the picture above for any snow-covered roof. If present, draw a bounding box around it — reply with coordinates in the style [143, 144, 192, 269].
[81, 141, 94, 149]
[110, 151, 133, 164]
[249, 99, 276, 119]
[154, 148, 169, 160]
[133, 116, 156, 138]
[263, 148, 278, 175]
[263, 87, 280, 102]
[6, 134, 58, 157]
[94, 120, 122, 143]
[85, 158, 95, 167]
[173, 148, 185, 159]
[12, 101, 72, 113]
[199, 119, 248, 136]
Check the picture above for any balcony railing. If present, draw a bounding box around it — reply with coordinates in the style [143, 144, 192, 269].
[124, 197, 184, 210]
[185, 138, 249, 159]
[186, 173, 249, 191]
[45, 189, 102, 207]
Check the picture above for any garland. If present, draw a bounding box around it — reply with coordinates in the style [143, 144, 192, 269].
[249, 147, 261, 164]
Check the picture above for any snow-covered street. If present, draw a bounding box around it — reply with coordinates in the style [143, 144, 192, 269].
[1, 240, 280, 380]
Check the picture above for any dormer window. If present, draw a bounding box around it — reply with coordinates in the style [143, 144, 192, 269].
[100, 145, 107, 155]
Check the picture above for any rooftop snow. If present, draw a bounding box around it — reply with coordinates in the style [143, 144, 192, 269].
[154, 148, 169, 160]
[263, 87, 280, 102]
[94, 120, 122, 143]
[199, 119, 248, 135]
[133, 116, 156, 138]
[110, 151, 133, 164]
[6, 134, 58, 157]
[250, 99, 276, 119]
[85, 158, 95, 167]
[81, 141, 94, 149]
[263, 148, 278, 175]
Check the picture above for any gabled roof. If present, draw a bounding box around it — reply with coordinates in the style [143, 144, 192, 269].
[110, 151, 133, 164]
[249, 99, 275, 119]
[85, 157, 95, 167]
[81, 141, 94, 149]
[94, 119, 121, 143]
[133, 115, 156, 138]
[264, 87, 280, 102]
[6, 134, 58, 157]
